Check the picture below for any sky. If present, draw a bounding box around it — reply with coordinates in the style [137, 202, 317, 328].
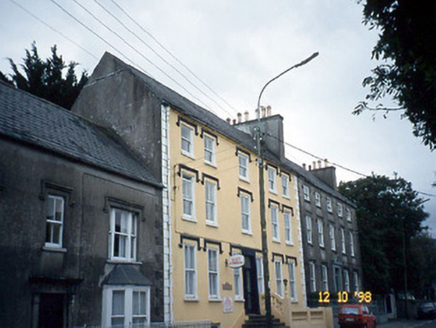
[1, 0, 435, 235]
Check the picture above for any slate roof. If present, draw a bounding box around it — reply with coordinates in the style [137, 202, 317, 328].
[0, 81, 160, 186]
[100, 52, 352, 205]
[102, 264, 151, 286]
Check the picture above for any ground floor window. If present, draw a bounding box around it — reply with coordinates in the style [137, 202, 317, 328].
[102, 286, 150, 327]
[234, 268, 243, 301]
[288, 262, 297, 302]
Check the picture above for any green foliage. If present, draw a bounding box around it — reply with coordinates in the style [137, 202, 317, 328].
[339, 174, 429, 295]
[355, 0, 436, 150]
[2, 42, 88, 109]
[408, 232, 436, 299]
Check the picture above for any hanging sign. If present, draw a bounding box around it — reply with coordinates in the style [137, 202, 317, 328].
[228, 254, 245, 268]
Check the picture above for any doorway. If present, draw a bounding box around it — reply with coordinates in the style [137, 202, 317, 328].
[242, 250, 260, 315]
[38, 293, 65, 328]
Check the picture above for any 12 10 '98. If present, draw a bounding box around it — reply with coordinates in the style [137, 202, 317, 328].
[318, 291, 372, 303]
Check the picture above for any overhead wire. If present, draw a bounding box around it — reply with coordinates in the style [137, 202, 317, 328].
[266, 133, 436, 197]
[92, 0, 236, 119]
[69, 0, 217, 115]
[8, 0, 99, 61]
[108, 0, 241, 116]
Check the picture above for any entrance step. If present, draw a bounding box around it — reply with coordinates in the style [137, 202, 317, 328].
[242, 314, 289, 328]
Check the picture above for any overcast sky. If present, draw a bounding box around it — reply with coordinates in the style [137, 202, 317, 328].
[1, 0, 435, 235]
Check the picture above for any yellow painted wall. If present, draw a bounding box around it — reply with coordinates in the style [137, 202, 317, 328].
[169, 109, 304, 326]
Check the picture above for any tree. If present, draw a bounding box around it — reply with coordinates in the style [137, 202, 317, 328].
[1, 42, 88, 109]
[409, 232, 436, 299]
[339, 174, 429, 295]
[355, 0, 436, 150]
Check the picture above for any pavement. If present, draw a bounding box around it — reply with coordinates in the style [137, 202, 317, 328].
[379, 318, 436, 328]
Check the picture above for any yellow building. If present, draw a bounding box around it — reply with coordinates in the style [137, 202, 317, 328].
[73, 53, 318, 327]
[163, 106, 306, 327]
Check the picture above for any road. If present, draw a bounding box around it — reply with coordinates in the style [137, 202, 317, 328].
[380, 319, 436, 328]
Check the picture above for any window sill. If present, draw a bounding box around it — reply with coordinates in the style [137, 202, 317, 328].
[242, 230, 253, 236]
[235, 298, 245, 302]
[208, 298, 222, 302]
[285, 242, 294, 247]
[272, 239, 281, 244]
[269, 189, 278, 195]
[184, 297, 200, 302]
[182, 215, 197, 223]
[282, 194, 290, 200]
[206, 222, 219, 228]
[43, 246, 67, 253]
[239, 177, 250, 183]
[106, 259, 143, 265]
[181, 151, 196, 160]
[204, 161, 217, 169]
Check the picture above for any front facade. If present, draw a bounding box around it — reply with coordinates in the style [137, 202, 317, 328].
[297, 164, 362, 305]
[73, 52, 307, 327]
[0, 82, 164, 327]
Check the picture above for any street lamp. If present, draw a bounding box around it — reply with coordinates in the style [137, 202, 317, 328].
[256, 52, 319, 327]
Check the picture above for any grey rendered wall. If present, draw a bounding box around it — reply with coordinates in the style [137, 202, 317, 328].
[0, 139, 164, 327]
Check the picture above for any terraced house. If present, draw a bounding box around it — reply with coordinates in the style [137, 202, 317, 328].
[73, 53, 311, 327]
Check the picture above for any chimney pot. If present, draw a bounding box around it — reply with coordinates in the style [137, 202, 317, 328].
[317, 160, 322, 168]
[237, 112, 242, 123]
[324, 159, 328, 167]
[244, 111, 249, 122]
[267, 105, 271, 117]
[261, 106, 266, 118]
[313, 161, 317, 170]
[232, 119, 236, 125]
[226, 118, 231, 124]
[303, 163, 306, 170]
[308, 165, 312, 171]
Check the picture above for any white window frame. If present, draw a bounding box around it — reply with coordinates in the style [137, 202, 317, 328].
[341, 227, 346, 254]
[349, 231, 355, 257]
[306, 216, 312, 244]
[102, 285, 150, 328]
[329, 224, 336, 251]
[321, 265, 329, 291]
[241, 194, 251, 234]
[234, 267, 243, 301]
[317, 219, 325, 247]
[281, 174, 290, 197]
[275, 260, 284, 298]
[337, 202, 343, 217]
[184, 244, 198, 299]
[45, 195, 65, 248]
[309, 261, 316, 292]
[315, 192, 321, 207]
[268, 167, 277, 193]
[288, 262, 297, 302]
[182, 173, 196, 221]
[346, 207, 352, 222]
[205, 180, 217, 226]
[353, 271, 360, 292]
[344, 270, 350, 292]
[204, 134, 216, 165]
[207, 248, 220, 300]
[303, 185, 310, 201]
[284, 210, 293, 245]
[326, 197, 333, 213]
[271, 205, 280, 242]
[181, 123, 194, 157]
[238, 153, 249, 181]
[256, 257, 264, 294]
[109, 208, 137, 262]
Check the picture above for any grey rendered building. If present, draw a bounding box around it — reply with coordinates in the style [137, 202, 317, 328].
[0, 81, 164, 327]
[297, 163, 362, 305]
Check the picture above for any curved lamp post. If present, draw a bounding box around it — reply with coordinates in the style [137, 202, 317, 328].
[256, 52, 319, 327]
